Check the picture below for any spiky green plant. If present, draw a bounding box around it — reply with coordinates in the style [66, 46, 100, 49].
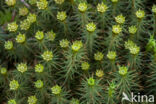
[0, 0, 156, 104]
[79, 77, 103, 104]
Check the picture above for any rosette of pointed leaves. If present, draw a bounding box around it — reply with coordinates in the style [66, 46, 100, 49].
[8, 22, 18, 32]
[37, 0, 48, 10]
[19, 7, 29, 16]
[9, 80, 19, 90]
[79, 77, 103, 104]
[27, 96, 38, 104]
[5, 0, 16, 6]
[114, 66, 139, 98]
[78, 3, 87, 13]
[4, 41, 13, 50]
[51, 85, 68, 104]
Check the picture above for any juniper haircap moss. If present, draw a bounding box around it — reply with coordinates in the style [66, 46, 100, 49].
[27, 13, 37, 23]
[152, 5, 156, 13]
[37, 0, 48, 10]
[19, 7, 29, 16]
[0, 67, 7, 75]
[71, 41, 83, 52]
[94, 52, 104, 61]
[97, 2, 108, 13]
[112, 25, 122, 34]
[17, 63, 27, 73]
[28, 96, 37, 104]
[35, 64, 44, 73]
[45, 31, 56, 41]
[4, 41, 13, 50]
[8, 99, 16, 104]
[86, 22, 96, 33]
[60, 39, 69, 48]
[87, 77, 95, 86]
[16, 33, 26, 43]
[35, 31, 44, 40]
[107, 51, 117, 60]
[81, 62, 90, 71]
[78, 3, 87, 13]
[8, 22, 18, 32]
[115, 14, 125, 24]
[70, 98, 80, 104]
[136, 10, 145, 19]
[96, 70, 104, 78]
[9, 80, 19, 90]
[57, 11, 67, 21]
[5, 0, 16, 6]
[34, 80, 44, 88]
[41, 51, 53, 61]
[51, 85, 62, 95]
[54, 0, 64, 5]
[20, 19, 30, 30]
[129, 45, 140, 55]
[128, 26, 137, 34]
[119, 66, 128, 76]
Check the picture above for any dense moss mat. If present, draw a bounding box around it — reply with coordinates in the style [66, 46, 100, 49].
[0, 0, 156, 104]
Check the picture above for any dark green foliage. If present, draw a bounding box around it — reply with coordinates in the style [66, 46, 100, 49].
[0, 0, 156, 104]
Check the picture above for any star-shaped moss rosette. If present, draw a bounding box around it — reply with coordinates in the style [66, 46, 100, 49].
[8, 99, 16, 104]
[35, 64, 44, 73]
[152, 5, 156, 14]
[78, 2, 87, 13]
[124, 40, 140, 55]
[57, 11, 67, 22]
[9, 80, 19, 90]
[20, 19, 31, 30]
[41, 50, 53, 62]
[107, 51, 117, 60]
[97, 2, 108, 13]
[136, 9, 145, 19]
[54, 0, 64, 5]
[51, 85, 62, 95]
[71, 41, 83, 52]
[112, 25, 122, 34]
[94, 52, 104, 61]
[34, 80, 44, 89]
[146, 35, 156, 52]
[70, 98, 80, 104]
[17, 63, 27, 73]
[124, 40, 136, 50]
[4, 41, 13, 50]
[27, 13, 37, 23]
[86, 22, 96, 33]
[81, 62, 90, 71]
[128, 25, 137, 34]
[59, 39, 69, 48]
[28, 96, 37, 104]
[129, 45, 140, 55]
[0, 67, 7, 75]
[8, 22, 18, 32]
[115, 14, 125, 24]
[16, 33, 26, 44]
[35, 31, 44, 41]
[5, 0, 16, 6]
[96, 70, 104, 78]
[87, 77, 95, 86]
[37, 0, 48, 10]
[45, 31, 56, 41]
[19, 7, 29, 16]
[118, 66, 128, 76]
